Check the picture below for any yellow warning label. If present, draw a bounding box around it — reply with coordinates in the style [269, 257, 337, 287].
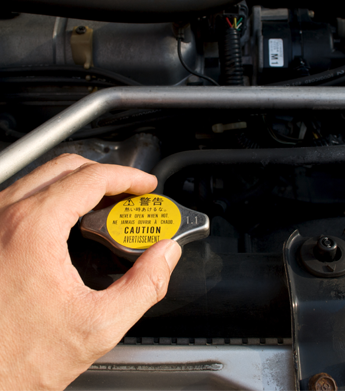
[106, 194, 182, 250]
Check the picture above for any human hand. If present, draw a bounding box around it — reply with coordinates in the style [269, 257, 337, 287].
[0, 154, 181, 391]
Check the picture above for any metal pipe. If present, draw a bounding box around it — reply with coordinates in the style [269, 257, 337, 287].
[152, 146, 345, 193]
[1, 86, 345, 184]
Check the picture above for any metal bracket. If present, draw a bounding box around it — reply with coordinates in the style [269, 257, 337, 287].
[70, 25, 94, 69]
[283, 229, 345, 390]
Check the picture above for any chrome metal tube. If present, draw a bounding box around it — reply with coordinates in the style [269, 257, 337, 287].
[0, 86, 345, 184]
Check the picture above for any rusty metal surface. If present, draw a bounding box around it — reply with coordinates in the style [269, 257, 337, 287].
[309, 373, 338, 391]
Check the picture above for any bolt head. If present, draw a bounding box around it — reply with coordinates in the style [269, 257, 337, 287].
[315, 236, 338, 262]
[76, 26, 87, 35]
[309, 373, 337, 391]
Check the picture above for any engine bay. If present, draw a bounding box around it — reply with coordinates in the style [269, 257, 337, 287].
[1, 2, 345, 389]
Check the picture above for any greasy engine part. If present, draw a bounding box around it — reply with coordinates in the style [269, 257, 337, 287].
[4, 0, 240, 23]
[253, 7, 345, 85]
[284, 230, 345, 389]
[0, 15, 198, 86]
[1, 86, 345, 184]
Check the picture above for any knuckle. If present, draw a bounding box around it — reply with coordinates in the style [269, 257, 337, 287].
[3, 198, 32, 224]
[55, 153, 87, 165]
[79, 161, 106, 180]
[148, 267, 169, 303]
[0, 199, 35, 241]
[67, 291, 113, 359]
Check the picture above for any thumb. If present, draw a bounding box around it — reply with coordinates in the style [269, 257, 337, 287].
[99, 239, 181, 337]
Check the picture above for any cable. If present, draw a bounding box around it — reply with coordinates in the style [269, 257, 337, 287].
[219, 17, 244, 86]
[177, 38, 219, 86]
[262, 116, 298, 145]
[226, 17, 233, 28]
[267, 127, 297, 145]
[0, 121, 25, 139]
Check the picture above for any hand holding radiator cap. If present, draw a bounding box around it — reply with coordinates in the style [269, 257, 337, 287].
[81, 193, 210, 261]
[0, 155, 185, 391]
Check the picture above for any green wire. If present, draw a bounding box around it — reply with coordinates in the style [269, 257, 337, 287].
[237, 17, 243, 25]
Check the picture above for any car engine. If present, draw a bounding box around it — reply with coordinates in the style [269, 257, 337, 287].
[1, 1, 345, 389]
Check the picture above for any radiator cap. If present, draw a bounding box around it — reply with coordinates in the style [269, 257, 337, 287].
[80, 193, 209, 262]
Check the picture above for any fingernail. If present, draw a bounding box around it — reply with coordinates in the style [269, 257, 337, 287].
[165, 241, 182, 274]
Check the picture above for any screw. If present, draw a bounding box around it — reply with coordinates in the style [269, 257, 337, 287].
[309, 373, 337, 391]
[322, 237, 333, 248]
[76, 26, 87, 35]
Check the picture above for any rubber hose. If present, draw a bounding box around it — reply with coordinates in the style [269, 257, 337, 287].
[152, 146, 345, 193]
[268, 64, 345, 87]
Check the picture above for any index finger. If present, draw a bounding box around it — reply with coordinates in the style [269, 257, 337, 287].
[31, 163, 158, 233]
[0, 154, 90, 208]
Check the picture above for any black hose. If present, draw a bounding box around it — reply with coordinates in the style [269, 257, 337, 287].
[318, 75, 345, 86]
[0, 77, 113, 87]
[219, 26, 244, 86]
[71, 114, 174, 140]
[0, 65, 142, 86]
[268, 65, 345, 87]
[177, 38, 219, 86]
[2, 123, 138, 141]
[3, 111, 176, 140]
[152, 146, 345, 193]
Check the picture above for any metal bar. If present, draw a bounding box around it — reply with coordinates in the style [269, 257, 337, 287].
[1, 86, 345, 184]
